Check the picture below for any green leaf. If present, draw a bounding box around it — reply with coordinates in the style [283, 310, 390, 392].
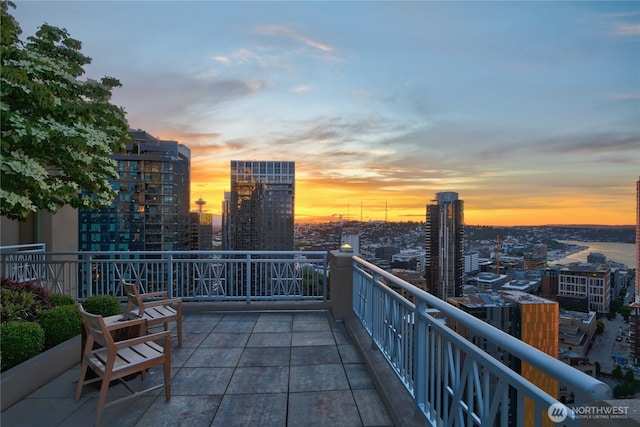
[1, 3, 130, 221]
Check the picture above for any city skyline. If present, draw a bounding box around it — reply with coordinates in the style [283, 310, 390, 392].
[11, 1, 639, 226]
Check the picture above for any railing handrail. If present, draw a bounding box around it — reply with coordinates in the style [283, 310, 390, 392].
[13, 250, 327, 256]
[352, 255, 611, 402]
[0, 243, 46, 254]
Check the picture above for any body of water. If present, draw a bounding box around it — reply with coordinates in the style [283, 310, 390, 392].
[554, 240, 637, 269]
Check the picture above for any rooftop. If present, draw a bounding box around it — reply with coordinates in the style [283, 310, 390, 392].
[1, 308, 399, 426]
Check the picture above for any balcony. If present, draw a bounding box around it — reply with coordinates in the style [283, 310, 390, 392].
[0, 246, 617, 426]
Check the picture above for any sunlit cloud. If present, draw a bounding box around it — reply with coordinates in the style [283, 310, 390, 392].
[254, 24, 334, 52]
[292, 85, 312, 93]
[591, 9, 640, 37]
[605, 92, 640, 100]
[610, 22, 640, 36]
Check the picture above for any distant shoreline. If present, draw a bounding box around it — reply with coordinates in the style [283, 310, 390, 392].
[552, 240, 636, 269]
[548, 243, 588, 261]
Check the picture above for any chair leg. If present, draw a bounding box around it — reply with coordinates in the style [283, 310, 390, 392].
[177, 305, 183, 347]
[164, 360, 171, 401]
[75, 358, 89, 401]
[95, 370, 111, 425]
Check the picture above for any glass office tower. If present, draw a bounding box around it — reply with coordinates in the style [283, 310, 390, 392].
[79, 129, 191, 252]
[223, 160, 295, 251]
[425, 191, 464, 299]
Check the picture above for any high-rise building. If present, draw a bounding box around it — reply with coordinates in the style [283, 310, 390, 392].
[223, 160, 294, 251]
[448, 290, 559, 426]
[79, 129, 191, 252]
[425, 192, 464, 299]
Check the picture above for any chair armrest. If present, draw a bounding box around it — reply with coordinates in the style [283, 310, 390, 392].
[106, 316, 148, 332]
[114, 330, 171, 349]
[140, 298, 182, 309]
[140, 291, 168, 299]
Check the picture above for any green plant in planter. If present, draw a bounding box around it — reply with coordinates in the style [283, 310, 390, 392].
[82, 295, 122, 317]
[0, 289, 42, 323]
[39, 305, 82, 347]
[0, 321, 45, 372]
[50, 293, 76, 307]
[0, 278, 51, 310]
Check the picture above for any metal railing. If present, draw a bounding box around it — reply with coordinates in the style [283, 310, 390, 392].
[351, 255, 611, 426]
[0, 243, 46, 283]
[0, 248, 328, 302]
[2, 244, 613, 425]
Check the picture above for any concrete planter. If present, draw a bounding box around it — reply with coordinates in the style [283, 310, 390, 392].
[0, 334, 81, 411]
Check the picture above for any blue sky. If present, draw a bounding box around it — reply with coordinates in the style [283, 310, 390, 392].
[11, 1, 640, 225]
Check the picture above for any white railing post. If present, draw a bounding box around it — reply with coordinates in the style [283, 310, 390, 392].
[246, 253, 252, 303]
[167, 254, 174, 298]
[87, 254, 93, 298]
[371, 271, 382, 347]
[414, 299, 427, 417]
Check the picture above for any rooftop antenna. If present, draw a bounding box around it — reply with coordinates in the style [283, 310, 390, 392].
[385, 200, 388, 223]
[496, 235, 501, 274]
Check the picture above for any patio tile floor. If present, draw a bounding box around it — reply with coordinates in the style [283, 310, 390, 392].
[1, 310, 394, 427]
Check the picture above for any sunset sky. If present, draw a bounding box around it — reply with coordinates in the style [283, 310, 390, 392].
[12, 1, 640, 225]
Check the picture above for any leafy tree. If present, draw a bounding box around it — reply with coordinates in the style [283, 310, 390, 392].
[1, 1, 129, 221]
[613, 383, 625, 398]
[624, 368, 635, 383]
[613, 381, 636, 399]
[619, 305, 631, 322]
[596, 319, 605, 334]
[612, 364, 624, 379]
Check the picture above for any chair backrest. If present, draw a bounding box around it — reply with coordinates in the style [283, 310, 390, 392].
[122, 280, 143, 312]
[78, 303, 113, 349]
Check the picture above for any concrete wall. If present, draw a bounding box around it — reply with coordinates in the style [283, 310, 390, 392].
[1, 216, 34, 246]
[39, 206, 78, 252]
[1, 207, 77, 252]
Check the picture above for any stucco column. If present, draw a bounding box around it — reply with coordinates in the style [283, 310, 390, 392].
[330, 245, 355, 321]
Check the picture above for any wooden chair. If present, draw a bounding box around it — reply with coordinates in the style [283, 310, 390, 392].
[122, 280, 183, 347]
[75, 304, 171, 426]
